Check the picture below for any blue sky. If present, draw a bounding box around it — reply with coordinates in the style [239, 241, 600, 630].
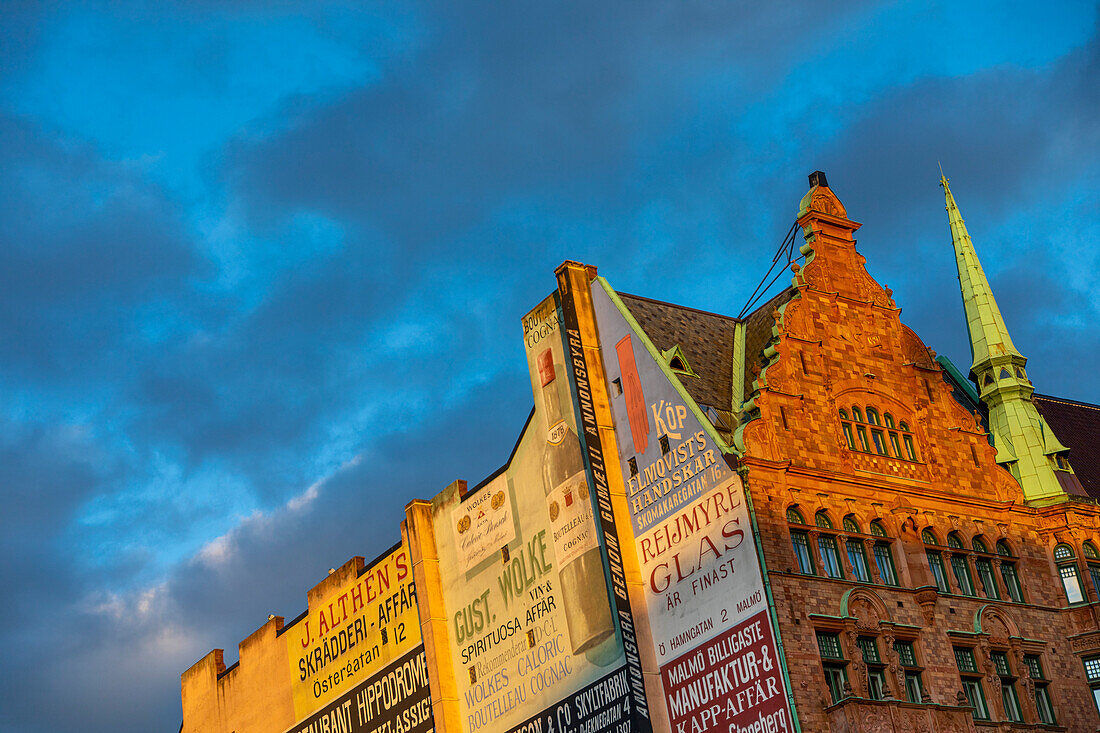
[0, 2, 1097, 731]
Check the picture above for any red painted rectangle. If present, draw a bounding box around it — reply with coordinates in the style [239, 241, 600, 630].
[616, 334, 649, 455]
[660, 611, 791, 733]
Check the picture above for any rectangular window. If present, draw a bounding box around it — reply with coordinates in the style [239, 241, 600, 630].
[904, 671, 923, 703]
[1001, 562, 1023, 602]
[847, 540, 870, 582]
[867, 668, 887, 700]
[991, 651, 1010, 676]
[1060, 563, 1085, 604]
[818, 632, 848, 705]
[823, 664, 848, 705]
[1027, 655, 1055, 725]
[1089, 563, 1100, 597]
[956, 647, 989, 721]
[889, 431, 902, 457]
[894, 641, 917, 667]
[856, 425, 870, 452]
[817, 632, 843, 660]
[954, 647, 977, 673]
[1034, 684, 1056, 725]
[951, 554, 976, 595]
[894, 640, 922, 703]
[819, 535, 844, 579]
[961, 679, 990, 720]
[856, 637, 879, 663]
[928, 551, 950, 593]
[975, 558, 1000, 599]
[1000, 682, 1023, 722]
[791, 531, 815, 575]
[1023, 654, 1043, 680]
[874, 543, 899, 586]
[1086, 656, 1100, 718]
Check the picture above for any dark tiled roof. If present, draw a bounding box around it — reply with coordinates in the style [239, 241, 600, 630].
[1034, 394, 1100, 499]
[615, 288, 796, 413]
[617, 293, 738, 412]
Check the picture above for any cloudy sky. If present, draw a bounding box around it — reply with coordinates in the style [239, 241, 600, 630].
[1, 1, 1097, 731]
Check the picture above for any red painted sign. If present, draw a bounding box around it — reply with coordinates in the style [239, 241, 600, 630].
[660, 611, 790, 733]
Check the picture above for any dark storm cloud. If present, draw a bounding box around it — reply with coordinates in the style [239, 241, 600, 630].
[0, 2, 1097, 733]
[223, 0, 876, 264]
[0, 114, 210, 386]
[805, 23, 1100, 397]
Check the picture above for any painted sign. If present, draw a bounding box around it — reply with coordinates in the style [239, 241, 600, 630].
[590, 279, 792, 733]
[286, 545, 429, 729]
[428, 293, 639, 733]
[284, 646, 433, 733]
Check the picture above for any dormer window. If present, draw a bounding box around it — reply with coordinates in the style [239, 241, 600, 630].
[661, 345, 698, 378]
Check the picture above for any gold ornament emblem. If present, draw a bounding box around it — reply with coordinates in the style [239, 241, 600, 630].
[492, 491, 505, 510]
[457, 515, 471, 534]
[549, 501, 560, 521]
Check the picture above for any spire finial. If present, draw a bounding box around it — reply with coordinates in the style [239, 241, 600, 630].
[941, 175, 1071, 502]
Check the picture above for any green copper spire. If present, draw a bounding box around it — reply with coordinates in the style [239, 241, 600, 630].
[942, 173, 1022, 371]
[941, 173, 1071, 502]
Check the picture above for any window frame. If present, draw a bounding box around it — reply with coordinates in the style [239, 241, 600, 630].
[817, 631, 849, 705]
[791, 529, 815, 575]
[1026, 654, 1056, 725]
[955, 647, 990, 721]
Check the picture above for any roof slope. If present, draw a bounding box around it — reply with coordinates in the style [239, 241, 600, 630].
[1033, 394, 1100, 499]
[617, 293, 738, 412]
[615, 288, 796, 415]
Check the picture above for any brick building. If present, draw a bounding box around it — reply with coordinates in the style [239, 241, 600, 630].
[616, 172, 1100, 731]
[181, 172, 1100, 733]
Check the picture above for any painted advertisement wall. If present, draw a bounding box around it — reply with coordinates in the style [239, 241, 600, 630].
[426, 293, 642, 733]
[590, 280, 793, 733]
[285, 544, 433, 733]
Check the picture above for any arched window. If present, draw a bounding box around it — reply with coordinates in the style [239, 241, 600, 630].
[923, 530, 950, 593]
[815, 512, 843, 579]
[841, 516, 869, 582]
[899, 422, 918, 461]
[839, 409, 855, 450]
[971, 538, 999, 600]
[839, 404, 918, 460]
[869, 521, 899, 586]
[996, 541, 1024, 603]
[787, 509, 814, 575]
[945, 534, 975, 595]
[1055, 544, 1085, 604]
[1086, 544, 1100, 603]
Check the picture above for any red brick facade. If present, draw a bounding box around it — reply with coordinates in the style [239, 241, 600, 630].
[738, 182, 1100, 731]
